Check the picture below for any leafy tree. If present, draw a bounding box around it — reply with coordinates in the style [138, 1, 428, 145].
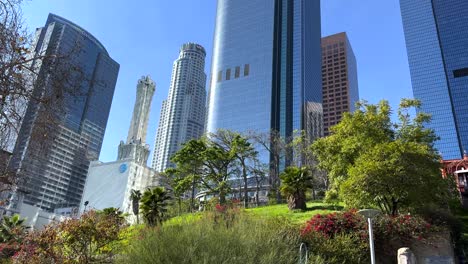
[129, 189, 142, 224]
[251, 130, 288, 203]
[312, 99, 453, 215]
[170, 135, 237, 205]
[280, 166, 314, 210]
[163, 168, 195, 214]
[342, 140, 451, 215]
[140, 187, 171, 227]
[211, 130, 258, 207]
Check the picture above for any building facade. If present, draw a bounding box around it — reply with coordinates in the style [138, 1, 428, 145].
[8, 14, 119, 212]
[321, 32, 359, 136]
[206, 0, 322, 166]
[400, 0, 468, 159]
[152, 43, 207, 172]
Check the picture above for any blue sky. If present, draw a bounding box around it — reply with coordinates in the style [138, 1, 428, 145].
[22, 0, 412, 163]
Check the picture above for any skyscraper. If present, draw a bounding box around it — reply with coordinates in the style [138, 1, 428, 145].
[206, 0, 322, 165]
[400, 0, 468, 159]
[8, 14, 119, 212]
[118, 76, 155, 165]
[81, 76, 158, 221]
[152, 43, 207, 172]
[321, 32, 359, 136]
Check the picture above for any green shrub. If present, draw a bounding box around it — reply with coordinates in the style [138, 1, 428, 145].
[120, 212, 302, 264]
[304, 232, 369, 264]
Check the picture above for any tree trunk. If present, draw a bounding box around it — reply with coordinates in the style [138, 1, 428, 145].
[219, 191, 226, 205]
[242, 162, 248, 208]
[392, 198, 398, 216]
[190, 178, 196, 212]
[256, 183, 260, 207]
[287, 192, 306, 211]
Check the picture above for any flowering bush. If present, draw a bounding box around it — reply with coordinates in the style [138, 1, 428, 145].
[12, 210, 126, 263]
[373, 214, 434, 243]
[301, 209, 366, 238]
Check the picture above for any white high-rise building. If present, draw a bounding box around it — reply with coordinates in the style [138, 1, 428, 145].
[152, 43, 207, 172]
[80, 76, 158, 222]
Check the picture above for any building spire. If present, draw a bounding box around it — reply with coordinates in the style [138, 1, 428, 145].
[118, 75, 156, 165]
[126, 76, 156, 144]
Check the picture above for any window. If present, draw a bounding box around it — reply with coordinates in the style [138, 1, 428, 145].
[235, 66, 240, 78]
[217, 71, 222, 82]
[454, 68, 468, 78]
[244, 64, 250, 76]
[226, 69, 231, 80]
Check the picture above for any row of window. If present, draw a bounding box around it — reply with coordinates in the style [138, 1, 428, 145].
[217, 64, 250, 83]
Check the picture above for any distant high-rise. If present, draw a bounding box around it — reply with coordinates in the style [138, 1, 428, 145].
[118, 76, 155, 165]
[400, 0, 468, 159]
[152, 43, 207, 172]
[206, 0, 322, 166]
[321, 32, 359, 136]
[9, 14, 119, 212]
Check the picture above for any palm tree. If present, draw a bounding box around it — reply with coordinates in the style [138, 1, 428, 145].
[280, 166, 314, 210]
[129, 189, 142, 224]
[0, 214, 26, 243]
[140, 187, 171, 227]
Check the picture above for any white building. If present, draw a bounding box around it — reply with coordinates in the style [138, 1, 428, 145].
[80, 76, 158, 223]
[79, 159, 157, 219]
[152, 43, 207, 172]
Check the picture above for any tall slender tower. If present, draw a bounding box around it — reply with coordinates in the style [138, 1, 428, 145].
[118, 76, 155, 165]
[8, 14, 119, 212]
[80, 76, 157, 220]
[206, 0, 322, 167]
[152, 43, 207, 172]
[400, 0, 468, 159]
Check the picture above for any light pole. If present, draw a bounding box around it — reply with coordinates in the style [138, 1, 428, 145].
[358, 209, 380, 264]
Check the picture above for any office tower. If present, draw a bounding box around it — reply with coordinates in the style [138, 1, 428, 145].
[321, 32, 359, 136]
[81, 76, 158, 220]
[305, 102, 323, 143]
[400, 0, 468, 159]
[206, 0, 322, 165]
[118, 76, 156, 165]
[152, 43, 207, 172]
[8, 14, 119, 212]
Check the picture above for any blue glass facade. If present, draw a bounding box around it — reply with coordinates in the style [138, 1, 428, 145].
[10, 14, 119, 211]
[206, 0, 322, 165]
[400, 0, 463, 159]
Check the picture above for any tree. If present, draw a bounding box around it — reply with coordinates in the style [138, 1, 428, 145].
[129, 189, 142, 224]
[311, 99, 453, 215]
[251, 130, 287, 203]
[211, 130, 258, 207]
[341, 140, 450, 215]
[0, 0, 89, 191]
[280, 166, 314, 210]
[140, 187, 171, 227]
[170, 135, 237, 205]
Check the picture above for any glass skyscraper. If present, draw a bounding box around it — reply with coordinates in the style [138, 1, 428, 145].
[206, 0, 322, 164]
[8, 14, 119, 212]
[400, 0, 468, 159]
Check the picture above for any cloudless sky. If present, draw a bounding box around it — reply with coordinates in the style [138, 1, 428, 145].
[21, 0, 413, 163]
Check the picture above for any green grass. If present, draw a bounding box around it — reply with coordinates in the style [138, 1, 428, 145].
[166, 201, 343, 226]
[245, 201, 343, 224]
